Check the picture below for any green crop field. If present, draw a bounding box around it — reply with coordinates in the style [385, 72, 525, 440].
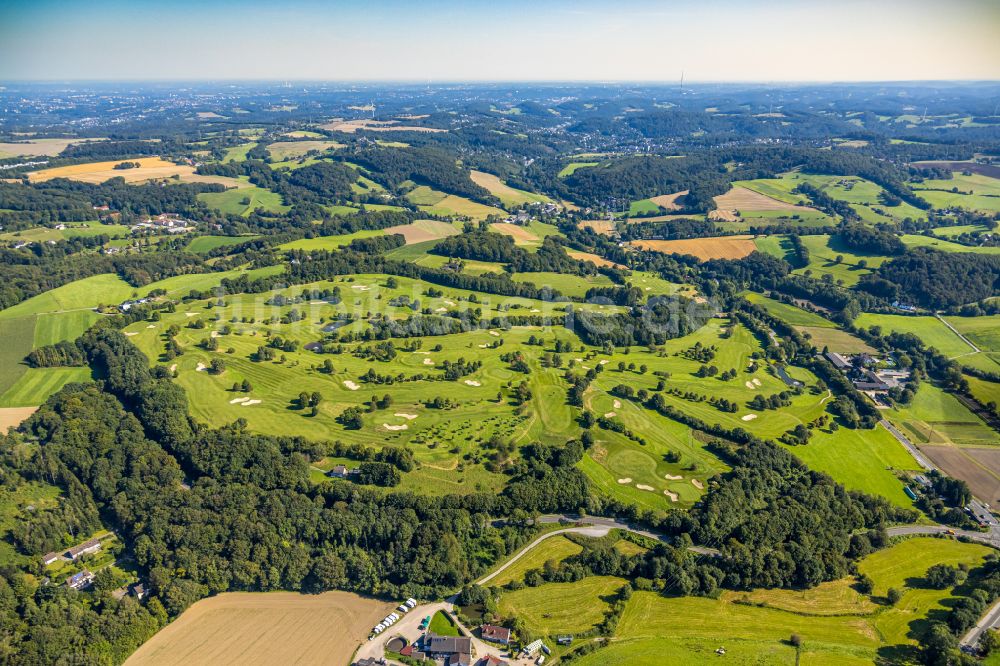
[277, 231, 385, 251]
[887, 383, 998, 448]
[186, 235, 260, 253]
[558, 162, 598, 178]
[793, 235, 890, 286]
[796, 326, 875, 353]
[0, 274, 135, 320]
[854, 314, 973, 358]
[509, 272, 614, 298]
[628, 198, 662, 216]
[222, 142, 256, 162]
[487, 535, 583, 587]
[912, 172, 1000, 213]
[944, 315, 1000, 351]
[0, 318, 36, 397]
[0, 367, 93, 408]
[784, 425, 919, 507]
[497, 576, 627, 636]
[744, 292, 834, 328]
[33, 310, 101, 347]
[900, 234, 1000, 255]
[198, 179, 289, 216]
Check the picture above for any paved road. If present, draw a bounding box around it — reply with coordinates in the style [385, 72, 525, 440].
[476, 524, 614, 586]
[534, 514, 720, 556]
[886, 524, 1000, 548]
[963, 599, 1000, 648]
[879, 419, 935, 471]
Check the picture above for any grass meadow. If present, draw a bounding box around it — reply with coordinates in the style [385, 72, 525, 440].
[854, 314, 974, 358]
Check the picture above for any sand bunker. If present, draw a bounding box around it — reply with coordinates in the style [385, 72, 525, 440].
[444, 300, 455, 306]
[394, 413, 418, 420]
[195, 363, 206, 372]
[464, 380, 481, 387]
[664, 490, 679, 502]
[169, 364, 177, 373]
[146, 324, 156, 329]
[384, 424, 408, 431]
[343, 380, 360, 390]
[351, 285, 371, 291]
[636, 484, 654, 491]
[742, 414, 758, 421]
[435, 307, 447, 312]
[478, 344, 489, 349]
[185, 312, 198, 317]
[423, 358, 434, 365]
[691, 479, 704, 490]
[745, 381, 755, 389]
[124, 331, 138, 337]
[489, 331, 500, 337]
[752, 377, 762, 386]
[599, 360, 609, 365]
[229, 397, 249, 404]
[613, 400, 621, 409]
[241, 399, 261, 406]
[531, 309, 540, 313]
[604, 412, 616, 418]
[617, 478, 633, 484]
[664, 474, 683, 480]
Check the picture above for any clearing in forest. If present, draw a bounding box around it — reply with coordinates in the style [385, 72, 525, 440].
[384, 220, 460, 244]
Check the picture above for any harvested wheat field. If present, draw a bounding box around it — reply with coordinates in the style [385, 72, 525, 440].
[385, 219, 459, 244]
[568, 251, 624, 269]
[28, 157, 195, 184]
[177, 174, 251, 189]
[266, 140, 344, 161]
[713, 186, 817, 213]
[922, 446, 1000, 503]
[629, 235, 757, 261]
[648, 190, 688, 210]
[578, 220, 616, 235]
[708, 209, 739, 222]
[0, 137, 107, 158]
[320, 118, 446, 133]
[125, 591, 392, 666]
[489, 223, 539, 244]
[0, 407, 37, 432]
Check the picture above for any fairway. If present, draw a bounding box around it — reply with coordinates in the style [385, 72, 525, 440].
[744, 292, 835, 328]
[198, 178, 289, 216]
[124, 591, 392, 666]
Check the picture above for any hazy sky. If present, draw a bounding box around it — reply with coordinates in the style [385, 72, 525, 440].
[2, 0, 999, 82]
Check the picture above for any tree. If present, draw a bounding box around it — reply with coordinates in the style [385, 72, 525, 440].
[886, 587, 902, 605]
[920, 621, 956, 666]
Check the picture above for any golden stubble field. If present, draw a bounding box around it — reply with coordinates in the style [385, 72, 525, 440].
[125, 591, 393, 666]
[28, 157, 195, 184]
[628, 235, 758, 260]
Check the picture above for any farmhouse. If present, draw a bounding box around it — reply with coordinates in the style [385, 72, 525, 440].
[66, 569, 94, 590]
[66, 538, 102, 560]
[130, 582, 147, 600]
[42, 552, 61, 566]
[327, 465, 359, 479]
[825, 351, 851, 370]
[479, 624, 511, 645]
[423, 633, 472, 666]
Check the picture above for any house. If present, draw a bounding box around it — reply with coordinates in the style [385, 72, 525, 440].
[130, 583, 147, 600]
[327, 465, 358, 478]
[424, 633, 472, 666]
[42, 552, 61, 566]
[478, 657, 509, 666]
[67, 538, 102, 560]
[66, 569, 94, 590]
[353, 659, 385, 666]
[480, 624, 511, 645]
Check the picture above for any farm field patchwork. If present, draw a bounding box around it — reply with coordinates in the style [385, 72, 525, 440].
[886, 383, 998, 448]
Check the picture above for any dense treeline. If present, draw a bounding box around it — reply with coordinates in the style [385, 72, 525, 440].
[861, 248, 1000, 309]
[347, 146, 491, 201]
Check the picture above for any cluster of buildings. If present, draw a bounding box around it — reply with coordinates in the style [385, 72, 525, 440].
[825, 351, 911, 397]
[131, 212, 194, 234]
[43, 537, 103, 567]
[501, 202, 561, 225]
